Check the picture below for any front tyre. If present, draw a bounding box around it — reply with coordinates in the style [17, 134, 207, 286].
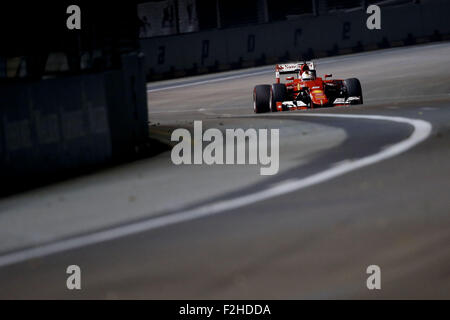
[253, 85, 271, 113]
[343, 78, 363, 104]
[271, 84, 287, 112]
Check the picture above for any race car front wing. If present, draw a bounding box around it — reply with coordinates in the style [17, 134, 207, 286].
[278, 96, 361, 110]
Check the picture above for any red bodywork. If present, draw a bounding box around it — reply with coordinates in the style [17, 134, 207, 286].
[286, 78, 331, 106]
[275, 63, 345, 111]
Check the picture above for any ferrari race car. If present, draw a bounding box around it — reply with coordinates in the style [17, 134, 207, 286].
[253, 61, 363, 113]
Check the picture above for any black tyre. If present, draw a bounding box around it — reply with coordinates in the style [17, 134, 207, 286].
[271, 83, 287, 112]
[343, 78, 363, 104]
[253, 85, 271, 113]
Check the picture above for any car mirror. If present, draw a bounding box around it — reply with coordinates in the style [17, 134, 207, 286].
[286, 77, 294, 81]
[324, 74, 332, 78]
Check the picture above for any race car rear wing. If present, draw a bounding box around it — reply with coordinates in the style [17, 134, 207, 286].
[275, 61, 315, 83]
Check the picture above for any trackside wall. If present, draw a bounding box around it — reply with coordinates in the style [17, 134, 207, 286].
[141, 0, 450, 80]
[0, 54, 149, 191]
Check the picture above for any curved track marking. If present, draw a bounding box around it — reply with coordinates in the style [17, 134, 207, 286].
[0, 114, 432, 268]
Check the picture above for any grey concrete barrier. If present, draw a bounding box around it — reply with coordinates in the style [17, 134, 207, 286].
[0, 73, 112, 183]
[106, 53, 150, 158]
[0, 53, 149, 191]
[141, 0, 450, 81]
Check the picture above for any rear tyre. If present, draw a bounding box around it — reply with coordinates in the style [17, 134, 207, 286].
[343, 78, 363, 104]
[253, 85, 271, 113]
[271, 84, 287, 112]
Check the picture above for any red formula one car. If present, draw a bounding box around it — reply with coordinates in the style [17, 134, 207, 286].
[253, 61, 363, 113]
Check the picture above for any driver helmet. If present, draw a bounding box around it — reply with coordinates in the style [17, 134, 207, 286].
[301, 70, 315, 81]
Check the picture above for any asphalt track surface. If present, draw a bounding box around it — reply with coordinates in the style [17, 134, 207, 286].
[0, 42, 450, 299]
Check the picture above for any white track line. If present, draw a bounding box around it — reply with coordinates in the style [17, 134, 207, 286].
[147, 69, 270, 92]
[0, 113, 432, 268]
[147, 43, 448, 93]
[145, 54, 379, 93]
